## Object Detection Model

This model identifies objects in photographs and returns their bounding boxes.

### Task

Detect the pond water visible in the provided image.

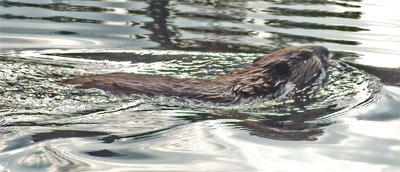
[0,0,399,172]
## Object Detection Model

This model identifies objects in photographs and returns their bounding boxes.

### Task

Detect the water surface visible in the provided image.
[0,0,399,172]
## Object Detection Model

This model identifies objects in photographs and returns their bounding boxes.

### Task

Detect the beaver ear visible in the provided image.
[273,61,291,76]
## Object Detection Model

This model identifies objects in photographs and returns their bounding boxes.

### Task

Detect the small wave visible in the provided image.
[0,49,382,142]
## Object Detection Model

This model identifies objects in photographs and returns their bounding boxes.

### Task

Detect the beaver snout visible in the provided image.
[311,46,329,69]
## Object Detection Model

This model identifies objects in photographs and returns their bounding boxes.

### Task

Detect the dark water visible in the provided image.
[0,0,399,172]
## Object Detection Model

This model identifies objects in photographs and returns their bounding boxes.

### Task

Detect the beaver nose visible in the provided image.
[313,46,330,68]
[321,47,329,58]
[314,46,329,59]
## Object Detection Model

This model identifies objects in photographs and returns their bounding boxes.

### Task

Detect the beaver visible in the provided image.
[62,46,329,103]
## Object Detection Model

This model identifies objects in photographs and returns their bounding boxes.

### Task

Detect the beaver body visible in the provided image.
[62,46,329,103]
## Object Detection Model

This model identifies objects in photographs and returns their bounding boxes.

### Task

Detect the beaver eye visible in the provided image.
[273,61,291,76]
[298,50,313,59]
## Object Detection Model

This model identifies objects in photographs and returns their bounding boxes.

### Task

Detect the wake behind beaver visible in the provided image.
[62,46,329,103]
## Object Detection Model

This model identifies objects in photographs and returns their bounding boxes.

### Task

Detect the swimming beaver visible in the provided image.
[62,46,329,103]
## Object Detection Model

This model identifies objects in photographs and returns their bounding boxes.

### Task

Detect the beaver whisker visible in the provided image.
[274,80,284,87]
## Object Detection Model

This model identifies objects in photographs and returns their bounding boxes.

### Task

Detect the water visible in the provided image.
[0,0,399,172]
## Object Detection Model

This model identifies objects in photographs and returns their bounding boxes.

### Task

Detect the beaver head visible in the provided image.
[223,46,329,99]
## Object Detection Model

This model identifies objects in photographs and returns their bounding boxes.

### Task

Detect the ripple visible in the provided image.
[2,49,384,143]
[265,7,362,19]
[0,0,398,170]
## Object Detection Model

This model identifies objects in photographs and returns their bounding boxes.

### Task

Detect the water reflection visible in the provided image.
[1,0,110,12]
[0,0,371,53]
[0,14,103,24]
[177,110,328,141]
[265,7,362,19]
[86,149,121,157]
[274,0,361,8]
[52,0,70,5]
[143,1,175,49]
[267,31,360,47]
[264,19,367,32]
[31,130,109,142]
[139,0,267,52]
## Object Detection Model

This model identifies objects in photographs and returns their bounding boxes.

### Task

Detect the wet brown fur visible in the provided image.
[62,46,329,103]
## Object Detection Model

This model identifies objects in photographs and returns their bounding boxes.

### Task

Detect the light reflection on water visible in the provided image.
[0,48,397,172]
[0,0,399,171]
